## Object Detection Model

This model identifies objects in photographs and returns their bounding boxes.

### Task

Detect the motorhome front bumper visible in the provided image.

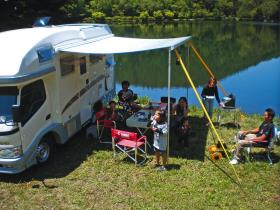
[0,156,26,174]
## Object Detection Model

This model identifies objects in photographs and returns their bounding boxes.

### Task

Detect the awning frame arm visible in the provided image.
[189,42,229,96]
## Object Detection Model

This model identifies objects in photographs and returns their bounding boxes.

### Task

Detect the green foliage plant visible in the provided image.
[139,11,150,23]
[91,11,106,23]
[164,10,175,20]
[153,10,164,22]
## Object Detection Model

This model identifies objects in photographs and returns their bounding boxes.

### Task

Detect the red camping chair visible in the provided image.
[111,128,147,165]
[86,107,116,144]
[97,120,116,144]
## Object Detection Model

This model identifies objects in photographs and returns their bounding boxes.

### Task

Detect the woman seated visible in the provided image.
[106,101,125,126]
[174,97,189,127]
[178,117,191,147]
[93,100,107,122]
[174,97,190,147]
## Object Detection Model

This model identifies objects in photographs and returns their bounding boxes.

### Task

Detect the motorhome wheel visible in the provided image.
[36,138,53,164]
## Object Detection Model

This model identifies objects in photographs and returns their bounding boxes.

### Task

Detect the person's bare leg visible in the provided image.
[162,153,167,166]
[155,151,160,165]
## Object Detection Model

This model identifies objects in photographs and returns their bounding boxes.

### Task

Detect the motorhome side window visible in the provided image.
[37,45,54,63]
[80,56,87,75]
[89,54,103,64]
[20,80,46,126]
[60,55,75,76]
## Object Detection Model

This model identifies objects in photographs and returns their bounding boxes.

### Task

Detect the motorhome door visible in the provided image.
[59,54,80,136]
[78,56,92,125]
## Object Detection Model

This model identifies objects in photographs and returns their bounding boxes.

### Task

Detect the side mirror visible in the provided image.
[12,105,23,123]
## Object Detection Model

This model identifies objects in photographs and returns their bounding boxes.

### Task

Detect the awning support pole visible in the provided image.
[174,49,240,183]
[167,48,171,163]
[189,42,229,96]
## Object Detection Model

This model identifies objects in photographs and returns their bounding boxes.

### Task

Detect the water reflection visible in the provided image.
[111,21,280,115]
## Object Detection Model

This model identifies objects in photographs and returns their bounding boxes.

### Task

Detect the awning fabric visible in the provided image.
[59,36,191,54]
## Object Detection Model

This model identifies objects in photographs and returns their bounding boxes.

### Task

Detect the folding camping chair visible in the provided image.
[244,134,276,165]
[149,97,176,111]
[96,120,116,144]
[86,100,115,143]
[111,128,148,165]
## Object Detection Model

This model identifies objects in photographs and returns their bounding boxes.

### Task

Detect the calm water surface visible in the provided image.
[111,21,280,115]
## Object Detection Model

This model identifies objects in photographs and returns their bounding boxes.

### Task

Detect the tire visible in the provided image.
[91,111,97,124]
[36,138,53,164]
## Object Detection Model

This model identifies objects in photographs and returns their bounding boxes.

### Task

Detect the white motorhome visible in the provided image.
[0,24,116,173]
[0,22,190,174]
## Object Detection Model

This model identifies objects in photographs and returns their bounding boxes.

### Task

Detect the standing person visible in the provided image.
[229,108,275,164]
[149,110,168,171]
[201,77,224,126]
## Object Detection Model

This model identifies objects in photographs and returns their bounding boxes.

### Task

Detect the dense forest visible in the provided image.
[0,0,279,27]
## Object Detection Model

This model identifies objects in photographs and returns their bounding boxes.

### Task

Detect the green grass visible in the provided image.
[0,107,279,209]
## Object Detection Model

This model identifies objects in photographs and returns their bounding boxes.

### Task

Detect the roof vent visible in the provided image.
[33,17,51,27]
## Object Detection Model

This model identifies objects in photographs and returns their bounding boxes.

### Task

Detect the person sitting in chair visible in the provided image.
[229,108,275,165]
[106,101,125,128]
[118,80,140,112]
[174,97,189,127]
[178,117,191,148]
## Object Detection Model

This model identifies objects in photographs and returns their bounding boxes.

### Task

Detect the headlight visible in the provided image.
[0,145,23,158]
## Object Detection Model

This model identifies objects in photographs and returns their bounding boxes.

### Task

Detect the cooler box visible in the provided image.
[222,94,235,108]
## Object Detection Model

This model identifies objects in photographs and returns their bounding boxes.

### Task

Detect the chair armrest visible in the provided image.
[137,135,147,142]
[252,140,268,143]
[97,120,116,128]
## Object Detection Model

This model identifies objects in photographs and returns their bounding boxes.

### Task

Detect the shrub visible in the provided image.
[91,11,106,23]
[164,10,175,20]
[139,11,150,23]
[153,10,164,21]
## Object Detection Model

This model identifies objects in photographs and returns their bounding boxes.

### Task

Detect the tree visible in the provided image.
[164,10,175,20]
[60,0,88,21]
[153,10,164,21]
[139,11,150,22]
[91,11,106,22]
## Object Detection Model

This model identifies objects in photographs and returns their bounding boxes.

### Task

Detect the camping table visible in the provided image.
[217,107,240,128]
[126,109,153,148]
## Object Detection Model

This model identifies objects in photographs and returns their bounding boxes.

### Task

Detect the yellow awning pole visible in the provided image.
[174,49,240,183]
[189,42,229,96]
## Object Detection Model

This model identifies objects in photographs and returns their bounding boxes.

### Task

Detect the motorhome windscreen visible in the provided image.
[0,87,18,123]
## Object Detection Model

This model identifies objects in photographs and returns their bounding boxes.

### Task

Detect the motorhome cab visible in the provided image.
[0,24,115,173]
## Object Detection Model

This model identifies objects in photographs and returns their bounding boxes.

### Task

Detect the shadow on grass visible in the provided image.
[0,115,211,182]
[166,164,181,170]
[219,122,240,129]
[205,155,241,185]
[169,116,210,161]
[250,151,280,164]
[0,127,98,183]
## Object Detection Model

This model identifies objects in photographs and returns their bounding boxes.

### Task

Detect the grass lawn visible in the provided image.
[0,107,279,209]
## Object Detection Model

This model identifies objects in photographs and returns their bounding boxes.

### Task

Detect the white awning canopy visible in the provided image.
[59,36,191,54]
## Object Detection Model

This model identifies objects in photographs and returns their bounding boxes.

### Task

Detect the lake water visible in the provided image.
[111,21,280,116]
